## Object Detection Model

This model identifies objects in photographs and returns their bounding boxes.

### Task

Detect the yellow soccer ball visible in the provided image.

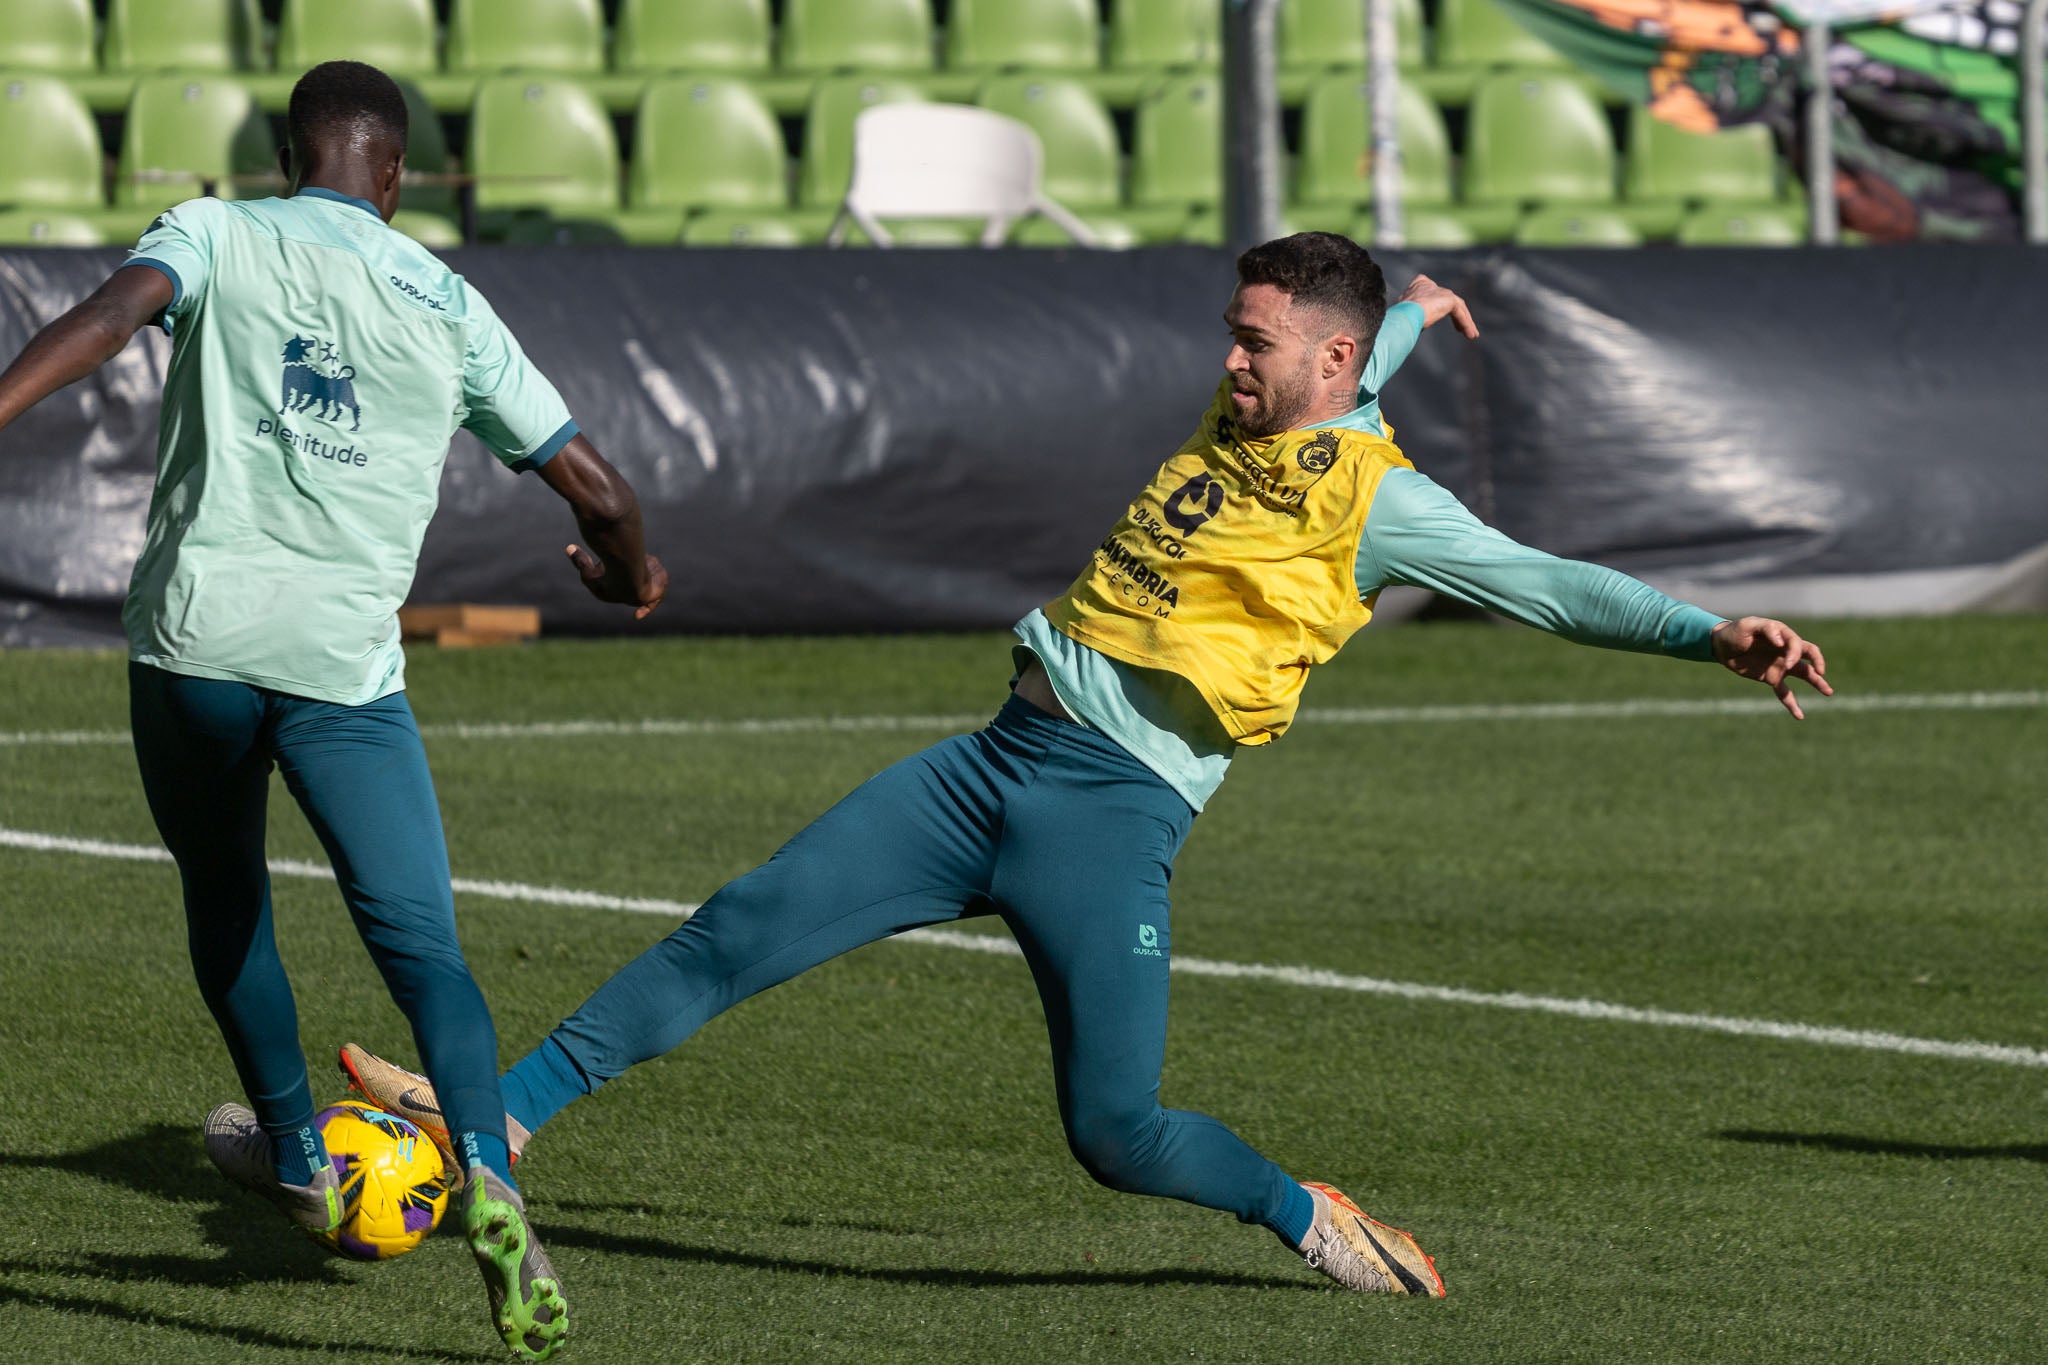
[311,1100,449,1260]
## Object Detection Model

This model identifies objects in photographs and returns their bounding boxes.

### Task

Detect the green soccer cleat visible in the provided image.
[202,1103,344,1236]
[1295,1182,1445,1297]
[337,1042,532,1187]
[464,1166,569,1360]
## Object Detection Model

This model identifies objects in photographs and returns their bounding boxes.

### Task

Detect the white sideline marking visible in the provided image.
[2,688,2043,748]
[5,824,2045,1071]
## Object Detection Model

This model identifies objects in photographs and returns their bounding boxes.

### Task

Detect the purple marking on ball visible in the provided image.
[403,1200,437,1234]
[335,1228,379,1259]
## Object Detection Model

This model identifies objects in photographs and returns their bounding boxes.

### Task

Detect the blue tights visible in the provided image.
[504,694,1303,1234]
[129,663,512,1183]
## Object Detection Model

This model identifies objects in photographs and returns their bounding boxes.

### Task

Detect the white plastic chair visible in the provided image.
[827,103,1101,248]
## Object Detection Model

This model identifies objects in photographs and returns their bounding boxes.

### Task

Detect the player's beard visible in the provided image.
[1232,357,1319,437]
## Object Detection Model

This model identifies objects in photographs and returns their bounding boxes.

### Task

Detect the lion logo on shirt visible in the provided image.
[279,335,362,433]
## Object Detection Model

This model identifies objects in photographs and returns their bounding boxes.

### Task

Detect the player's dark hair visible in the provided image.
[287,61,408,154]
[1235,233,1388,366]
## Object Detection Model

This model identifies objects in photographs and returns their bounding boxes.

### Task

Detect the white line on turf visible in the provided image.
[6,823,2045,1070]
[3,688,2043,748]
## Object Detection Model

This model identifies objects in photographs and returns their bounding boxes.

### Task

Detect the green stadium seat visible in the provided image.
[468,76,620,237]
[0,77,104,211]
[392,78,458,222]
[1353,208,1479,247]
[624,78,786,244]
[779,0,935,75]
[274,0,437,76]
[1009,213,1141,247]
[946,0,1099,73]
[1623,107,1780,237]
[1128,72,1220,239]
[1513,204,1642,246]
[388,208,461,247]
[797,77,926,208]
[1280,0,1425,73]
[0,209,107,245]
[976,75,1120,212]
[115,77,278,210]
[1431,0,1575,103]
[102,0,260,73]
[1676,200,1804,245]
[1108,0,1220,70]
[680,210,827,246]
[835,217,986,248]
[613,0,772,74]
[0,0,94,72]
[446,0,605,75]
[1294,76,1452,210]
[1462,71,1615,209]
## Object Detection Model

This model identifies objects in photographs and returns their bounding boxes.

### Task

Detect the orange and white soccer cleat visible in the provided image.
[1295,1182,1445,1297]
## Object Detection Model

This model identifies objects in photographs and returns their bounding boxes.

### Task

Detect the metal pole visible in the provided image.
[1805,9,1838,244]
[1223,0,1283,251]
[1368,0,1404,246]
[2024,0,2047,242]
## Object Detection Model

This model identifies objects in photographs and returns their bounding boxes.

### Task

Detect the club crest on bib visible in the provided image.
[1297,430,1339,474]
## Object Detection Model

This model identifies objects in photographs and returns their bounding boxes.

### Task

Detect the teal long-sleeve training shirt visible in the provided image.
[1013,303,1724,812]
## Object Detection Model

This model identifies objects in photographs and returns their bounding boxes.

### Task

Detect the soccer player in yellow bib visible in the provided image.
[345,233,1830,1298]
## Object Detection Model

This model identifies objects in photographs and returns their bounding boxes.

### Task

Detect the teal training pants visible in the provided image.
[128,662,510,1158]
[526,693,1299,1228]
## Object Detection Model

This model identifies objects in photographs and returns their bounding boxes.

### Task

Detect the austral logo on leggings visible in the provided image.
[1134,924,1165,958]
[255,333,373,467]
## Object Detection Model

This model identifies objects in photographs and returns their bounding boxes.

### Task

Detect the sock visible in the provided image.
[499,1036,591,1136]
[270,1123,329,1187]
[458,1130,516,1191]
[1267,1180,1316,1249]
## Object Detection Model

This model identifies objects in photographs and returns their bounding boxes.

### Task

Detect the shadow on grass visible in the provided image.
[0,1278,494,1362]
[1714,1129,2048,1163]
[0,1123,341,1285]
[542,1220,1316,1292]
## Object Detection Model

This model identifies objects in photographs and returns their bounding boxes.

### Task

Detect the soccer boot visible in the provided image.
[464,1166,569,1361]
[1295,1182,1445,1297]
[202,1103,344,1236]
[338,1042,532,1181]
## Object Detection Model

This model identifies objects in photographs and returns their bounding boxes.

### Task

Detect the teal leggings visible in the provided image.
[128,663,509,1157]
[520,694,1299,1228]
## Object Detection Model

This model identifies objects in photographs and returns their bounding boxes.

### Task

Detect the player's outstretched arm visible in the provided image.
[537,434,669,620]
[1709,616,1832,720]
[0,266,170,434]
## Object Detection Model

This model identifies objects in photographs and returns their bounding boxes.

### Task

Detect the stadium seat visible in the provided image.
[1352,208,1480,247]
[274,0,437,77]
[779,0,935,75]
[613,0,772,74]
[0,0,94,72]
[977,76,1120,211]
[1009,213,1141,247]
[389,208,462,247]
[446,0,605,74]
[1513,204,1642,246]
[0,77,105,211]
[1624,108,1781,236]
[946,0,1100,73]
[468,76,620,234]
[1108,0,1221,71]
[1462,71,1615,209]
[1280,0,1425,74]
[0,210,107,245]
[1128,73,1221,239]
[1676,200,1805,245]
[102,0,260,73]
[797,78,927,208]
[115,77,278,209]
[1432,0,1574,103]
[1294,76,1453,210]
[629,77,788,240]
[392,78,458,225]
[680,210,822,246]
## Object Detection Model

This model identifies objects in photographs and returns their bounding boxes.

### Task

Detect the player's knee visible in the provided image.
[1064,1107,1168,1193]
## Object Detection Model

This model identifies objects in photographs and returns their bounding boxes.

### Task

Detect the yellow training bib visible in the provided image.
[1044,380,1413,745]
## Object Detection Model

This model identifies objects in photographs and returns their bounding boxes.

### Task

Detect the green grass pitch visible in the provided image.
[2,615,2044,1362]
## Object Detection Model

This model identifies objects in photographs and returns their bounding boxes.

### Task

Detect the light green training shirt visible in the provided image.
[121,189,577,705]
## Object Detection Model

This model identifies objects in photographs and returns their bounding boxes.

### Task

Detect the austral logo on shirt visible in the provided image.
[278,335,363,433]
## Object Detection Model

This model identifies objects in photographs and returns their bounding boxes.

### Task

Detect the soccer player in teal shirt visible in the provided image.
[0,63,664,1360]
[345,238,1830,1303]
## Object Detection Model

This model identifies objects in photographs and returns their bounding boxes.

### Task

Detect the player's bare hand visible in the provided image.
[1710,616,1832,719]
[1398,275,1480,339]
[566,544,669,620]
